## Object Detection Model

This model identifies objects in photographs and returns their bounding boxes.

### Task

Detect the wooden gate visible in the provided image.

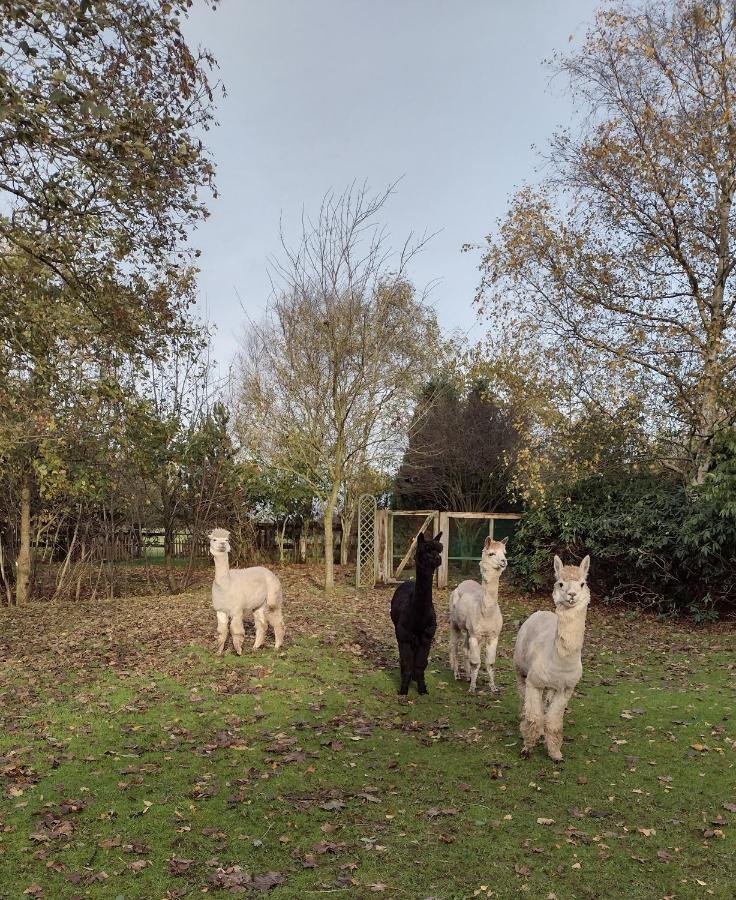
[375,509,440,585]
[376,509,522,588]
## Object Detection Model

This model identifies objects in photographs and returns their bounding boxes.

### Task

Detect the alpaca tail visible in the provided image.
[266,584,283,611]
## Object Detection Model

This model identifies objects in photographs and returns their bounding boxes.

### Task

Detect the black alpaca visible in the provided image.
[390,532,443,696]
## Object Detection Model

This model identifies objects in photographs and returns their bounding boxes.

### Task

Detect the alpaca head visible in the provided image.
[416,531,443,572]
[209,528,231,556]
[553,555,590,610]
[480,535,508,576]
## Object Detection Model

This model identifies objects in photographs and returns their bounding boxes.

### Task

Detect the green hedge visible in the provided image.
[511,438,736,619]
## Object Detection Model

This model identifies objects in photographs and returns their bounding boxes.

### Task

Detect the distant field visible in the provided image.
[0,566,734,899]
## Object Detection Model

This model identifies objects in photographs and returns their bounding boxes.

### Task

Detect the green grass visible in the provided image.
[0,570,734,899]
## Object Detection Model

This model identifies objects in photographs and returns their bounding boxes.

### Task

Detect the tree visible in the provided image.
[338,458,388,566]
[0,1,220,602]
[395,378,521,512]
[0,263,140,603]
[245,467,314,562]
[474,0,736,485]
[237,183,439,590]
[0,1,219,301]
[126,324,222,593]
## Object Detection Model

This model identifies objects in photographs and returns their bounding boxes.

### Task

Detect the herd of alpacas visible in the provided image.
[208,528,590,762]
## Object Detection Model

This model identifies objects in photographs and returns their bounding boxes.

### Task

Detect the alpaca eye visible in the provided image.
[581,581,586,587]
[557,581,563,587]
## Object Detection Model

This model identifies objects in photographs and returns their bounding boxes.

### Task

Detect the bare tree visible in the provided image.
[130,325,223,593]
[237,183,439,589]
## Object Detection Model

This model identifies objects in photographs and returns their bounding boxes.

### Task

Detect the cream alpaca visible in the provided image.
[209,528,285,654]
[449,536,508,692]
[514,555,590,761]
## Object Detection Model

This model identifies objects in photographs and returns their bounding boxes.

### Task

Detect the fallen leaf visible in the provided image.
[128,859,151,873]
[252,871,287,891]
[168,856,193,876]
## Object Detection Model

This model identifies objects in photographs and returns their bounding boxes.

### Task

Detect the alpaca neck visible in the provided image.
[554,604,587,658]
[414,565,434,605]
[480,567,501,616]
[213,552,231,588]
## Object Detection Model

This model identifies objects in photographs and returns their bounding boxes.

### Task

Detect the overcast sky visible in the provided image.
[183,0,599,370]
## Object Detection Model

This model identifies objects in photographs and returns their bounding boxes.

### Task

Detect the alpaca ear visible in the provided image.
[500,536,509,546]
[554,555,563,577]
[434,532,443,542]
[417,533,425,544]
[580,555,590,578]
[483,535,492,551]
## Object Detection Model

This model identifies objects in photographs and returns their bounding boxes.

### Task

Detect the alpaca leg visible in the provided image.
[485,636,500,692]
[398,642,413,695]
[230,614,246,656]
[269,609,285,650]
[215,611,229,656]
[449,625,459,679]
[520,684,544,757]
[252,606,268,650]
[414,627,436,695]
[544,689,572,762]
[467,635,481,693]
[515,669,527,703]
[463,634,472,680]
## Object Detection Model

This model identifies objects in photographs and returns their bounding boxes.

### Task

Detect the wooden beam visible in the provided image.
[444,511,522,520]
[438,511,449,589]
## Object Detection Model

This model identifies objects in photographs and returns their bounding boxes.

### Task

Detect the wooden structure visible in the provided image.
[356,494,378,587]
[375,508,522,589]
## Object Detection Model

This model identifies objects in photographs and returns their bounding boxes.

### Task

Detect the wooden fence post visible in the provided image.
[375,509,389,583]
[438,511,449,589]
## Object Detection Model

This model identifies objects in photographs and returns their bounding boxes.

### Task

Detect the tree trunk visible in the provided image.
[164,523,179,593]
[323,505,335,590]
[340,505,355,567]
[277,520,287,563]
[160,477,179,593]
[693,183,732,485]
[324,438,345,589]
[324,478,343,590]
[0,533,12,607]
[691,328,724,484]
[15,471,32,605]
[298,521,307,563]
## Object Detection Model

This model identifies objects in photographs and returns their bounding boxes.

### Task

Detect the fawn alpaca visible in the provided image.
[449,535,508,692]
[514,555,591,761]
[390,532,443,696]
[209,528,285,654]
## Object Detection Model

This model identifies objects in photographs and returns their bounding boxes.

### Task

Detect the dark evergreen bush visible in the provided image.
[511,435,736,619]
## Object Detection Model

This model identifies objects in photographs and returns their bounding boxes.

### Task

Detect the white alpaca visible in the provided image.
[514,554,591,761]
[209,528,285,655]
[449,536,508,692]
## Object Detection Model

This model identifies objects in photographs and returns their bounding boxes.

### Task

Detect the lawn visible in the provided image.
[0,566,734,899]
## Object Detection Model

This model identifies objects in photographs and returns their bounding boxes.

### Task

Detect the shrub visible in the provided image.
[512,439,736,618]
